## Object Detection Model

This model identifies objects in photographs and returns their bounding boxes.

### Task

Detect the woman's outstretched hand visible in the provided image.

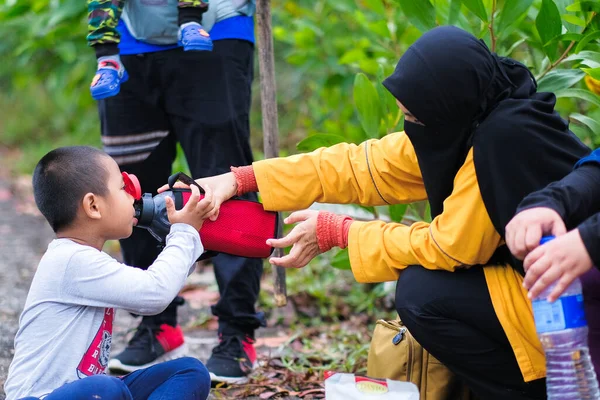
[267,210,321,269]
[157,172,238,221]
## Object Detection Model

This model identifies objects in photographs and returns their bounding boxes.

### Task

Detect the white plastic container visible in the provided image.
[324,372,419,399]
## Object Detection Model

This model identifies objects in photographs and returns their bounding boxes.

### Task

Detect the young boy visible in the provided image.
[4,146,212,399]
[88,0,212,100]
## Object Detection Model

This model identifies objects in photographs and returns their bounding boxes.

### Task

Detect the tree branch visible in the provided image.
[537,41,576,80]
[489,0,497,52]
[536,12,597,81]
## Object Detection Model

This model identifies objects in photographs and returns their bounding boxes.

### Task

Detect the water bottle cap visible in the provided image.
[122,172,142,200]
[540,235,555,245]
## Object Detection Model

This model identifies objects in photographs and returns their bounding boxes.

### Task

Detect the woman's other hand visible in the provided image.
[267,210,321,269]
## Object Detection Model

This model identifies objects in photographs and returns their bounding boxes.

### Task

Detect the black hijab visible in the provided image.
[383,26,590,273]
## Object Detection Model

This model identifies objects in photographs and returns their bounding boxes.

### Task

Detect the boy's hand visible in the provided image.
[523,228,593,301]
[505,207,566,260]
[158,172,237,222]
[164,185,214,231]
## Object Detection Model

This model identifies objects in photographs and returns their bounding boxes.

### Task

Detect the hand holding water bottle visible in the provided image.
[531,236,600,400]
[524,230,594,302]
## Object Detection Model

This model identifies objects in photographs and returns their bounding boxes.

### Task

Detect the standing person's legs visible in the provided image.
[121,357,210,400]
[19,375,131,400]
[395,266,547,400]
[161,41,265,383]
[98,53,188,373]
[581,268,600,375]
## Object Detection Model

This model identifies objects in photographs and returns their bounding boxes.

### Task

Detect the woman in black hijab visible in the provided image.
[183,26,591,399]
[380,26,590,398]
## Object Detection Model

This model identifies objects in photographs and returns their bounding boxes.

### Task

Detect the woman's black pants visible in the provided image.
[395,266,547,400]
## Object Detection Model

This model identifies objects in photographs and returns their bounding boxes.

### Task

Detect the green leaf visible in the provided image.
[566,1,600,13]
[376,65,390,124]
[396,0,436,33]
[570,113,600,134]
[462,0,488,21]
[362,0,386,15]
[369,20,391,37]
[389,204,408,223]
[339,48,366,65]
[331,248,352,270]
[553,0,583,32]
[448,0,461,25]
[497,0,534,33]
[561,14,587,28]
[537,69,586,92]
[504,37,527,56]
[376,64,400,132]
[296,134,347,152]
[546,33,583,45]
[555,88,600,108]
[564,51,600,68]
[583,67,600,80]
[575,30,600,53]
[354,73,382,138]
[536,0,563,45]
[424,202,432,223]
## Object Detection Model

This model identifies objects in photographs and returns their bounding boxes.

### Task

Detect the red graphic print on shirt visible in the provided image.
[76,308,113,378]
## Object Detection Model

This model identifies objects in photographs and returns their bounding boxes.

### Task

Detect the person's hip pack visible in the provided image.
[367,317,477,400]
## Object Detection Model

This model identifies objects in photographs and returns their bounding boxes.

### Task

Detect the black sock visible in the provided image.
[141,296,184,327]
[178,6,207,26]
[94,43,120,59]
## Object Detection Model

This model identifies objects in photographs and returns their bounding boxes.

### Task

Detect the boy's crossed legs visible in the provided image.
[19,357,209,400]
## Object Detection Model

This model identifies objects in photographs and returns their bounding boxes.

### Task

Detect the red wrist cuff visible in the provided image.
[230,165,258,197]
[316,211,353,253]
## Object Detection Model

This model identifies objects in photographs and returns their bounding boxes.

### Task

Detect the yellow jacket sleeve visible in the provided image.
[349,148,502,283]
[253,132,427,211]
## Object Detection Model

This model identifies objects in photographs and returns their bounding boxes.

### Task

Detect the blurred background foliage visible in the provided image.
[1,0,600,323]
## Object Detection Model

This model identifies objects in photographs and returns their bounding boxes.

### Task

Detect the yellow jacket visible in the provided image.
[253,131,545,382]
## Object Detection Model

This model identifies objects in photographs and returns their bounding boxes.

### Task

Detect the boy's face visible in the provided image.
[97,156,137,240]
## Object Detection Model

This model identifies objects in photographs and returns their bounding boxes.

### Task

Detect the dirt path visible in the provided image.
[0,174,55,396]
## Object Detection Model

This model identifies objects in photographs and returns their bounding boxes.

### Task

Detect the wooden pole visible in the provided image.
[256,0,287,307]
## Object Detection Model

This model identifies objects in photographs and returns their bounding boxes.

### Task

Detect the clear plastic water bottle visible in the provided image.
[531,236,600,400]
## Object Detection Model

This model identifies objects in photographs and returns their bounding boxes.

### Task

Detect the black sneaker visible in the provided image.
[108,323,187,374]
[207,334,257,384]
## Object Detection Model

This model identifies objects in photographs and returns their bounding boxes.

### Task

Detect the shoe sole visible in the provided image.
[107,343,188,374]
[178,41,214,52]
[208,362,258,385]
[91,71,130,101]
[209,372,250,385]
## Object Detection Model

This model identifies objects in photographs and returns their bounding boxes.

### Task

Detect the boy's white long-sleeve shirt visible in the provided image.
[4,223,202,400]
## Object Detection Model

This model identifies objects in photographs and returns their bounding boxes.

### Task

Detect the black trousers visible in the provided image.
[97,40,265,334]
[395,266,547,400]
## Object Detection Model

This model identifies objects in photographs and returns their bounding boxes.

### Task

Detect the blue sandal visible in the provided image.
[178,22,213,51]
[90,60,129,100]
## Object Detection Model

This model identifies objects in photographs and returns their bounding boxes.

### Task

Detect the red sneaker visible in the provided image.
[206,334,256,384]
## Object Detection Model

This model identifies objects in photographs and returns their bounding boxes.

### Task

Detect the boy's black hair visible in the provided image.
[32,146,110,233]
